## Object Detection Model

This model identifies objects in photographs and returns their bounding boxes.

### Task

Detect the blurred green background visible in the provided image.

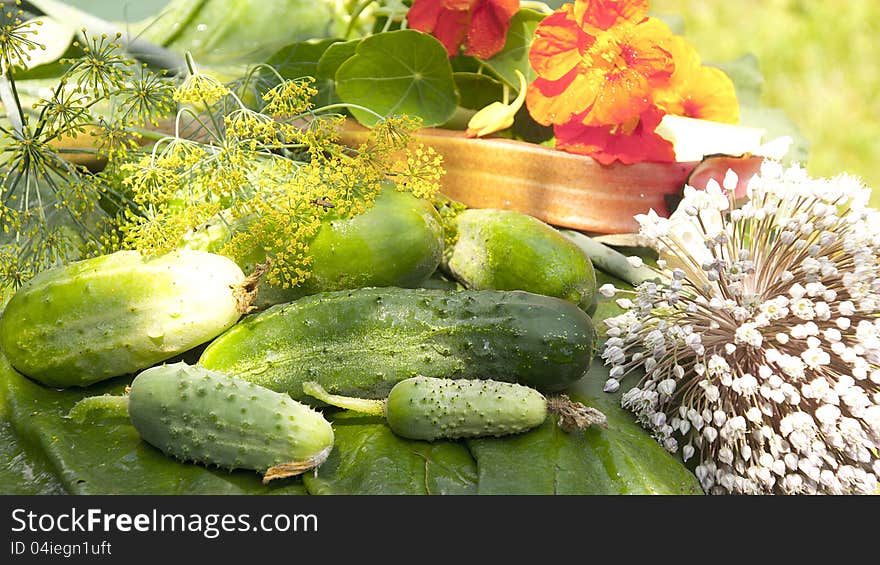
[62,0,880,204]
[653,0,880,205]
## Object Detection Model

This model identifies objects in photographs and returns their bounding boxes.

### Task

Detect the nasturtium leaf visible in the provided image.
[302,412,478,495]
[266,38,342,82]
[467,359,703,495]
[480,9,544,88]
[0,352,307,495]
[335,30,458,127]
[453,72,505,111]
[314,39,361,105]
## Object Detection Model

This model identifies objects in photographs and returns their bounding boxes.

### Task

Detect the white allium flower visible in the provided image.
[602,163,880,495]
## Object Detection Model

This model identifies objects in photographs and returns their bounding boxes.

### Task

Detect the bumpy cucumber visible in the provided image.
[444,208,597,311]
[184,187,445,308]
[0,250,246,388]
[199,287,596,400]
[303,377,606,441]
[125,363,333,482]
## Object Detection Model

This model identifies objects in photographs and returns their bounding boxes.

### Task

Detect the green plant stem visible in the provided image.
[560,229,660,286]
[67,395,130,424]
[302,382,386,416]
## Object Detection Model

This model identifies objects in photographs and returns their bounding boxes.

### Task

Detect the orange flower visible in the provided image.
[526,0,675,127]
[554,105,675,164]
[408,0,519,59]
[652,36,739,123]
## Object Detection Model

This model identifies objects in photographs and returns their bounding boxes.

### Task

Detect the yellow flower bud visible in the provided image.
[465,69,527,138]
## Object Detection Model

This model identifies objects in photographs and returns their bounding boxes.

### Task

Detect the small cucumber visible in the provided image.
[303,377,606,441]
[443,208,597,311]
[199,287,596,400]
[185,187,445,308]
[123,363,333,482]
[0,250,247,388]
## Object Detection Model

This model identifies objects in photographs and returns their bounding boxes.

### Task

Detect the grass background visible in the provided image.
[652,0,880,205]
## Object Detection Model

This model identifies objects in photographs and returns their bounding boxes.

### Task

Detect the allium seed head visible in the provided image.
[607,162,880,494]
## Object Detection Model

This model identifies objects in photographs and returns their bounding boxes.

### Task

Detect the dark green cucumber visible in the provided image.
[0,250,246,388]
[444,208,597,311]
[199,287,596,401]
[127,363,334,482]
[302,377,607,441]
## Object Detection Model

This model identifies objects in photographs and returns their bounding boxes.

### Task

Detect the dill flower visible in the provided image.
[602,162,880,495]
[0,3,43,71]
[261,78,317,118]
[174,52,230,106]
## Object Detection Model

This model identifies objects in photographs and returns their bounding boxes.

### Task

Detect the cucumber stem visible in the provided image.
[559,229,660,286]
[67,394,130,424]
[547,395,607,432]
[233,259,271,314]
[302,382,386,417]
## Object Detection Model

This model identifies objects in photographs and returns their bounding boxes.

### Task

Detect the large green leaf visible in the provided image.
[480,9,544,88]
[302,413,478,495]
[454,72,504,111]
[138,0,348,65]
[0,353,307,495]
[467,359,702,495]
[0,263,700,495]
[335,30,458,127]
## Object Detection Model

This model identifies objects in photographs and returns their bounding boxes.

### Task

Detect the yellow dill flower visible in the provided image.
[224,108,279,149]
[261,78,317,118]
[371,115,422,153]
[392,143,443,199]
[174,53,229,106]
[120,156,180,206]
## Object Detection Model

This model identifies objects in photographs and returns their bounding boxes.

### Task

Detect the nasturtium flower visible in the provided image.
[526,0,675,128]
[407,0,519,59]
[554,105,675,164]
[652,36,739,124]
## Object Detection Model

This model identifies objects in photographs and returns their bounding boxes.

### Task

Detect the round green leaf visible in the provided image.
[335,30,458,127]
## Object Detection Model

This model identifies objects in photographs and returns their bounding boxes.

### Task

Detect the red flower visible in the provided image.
[525,1,675,128]
[554,106,675,165]
[408,0,520,59]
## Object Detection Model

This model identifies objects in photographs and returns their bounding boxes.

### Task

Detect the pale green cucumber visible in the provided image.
[303,377,606,441]
[128,363,334,481]
[0,250,247,388]
[443,208,597,311]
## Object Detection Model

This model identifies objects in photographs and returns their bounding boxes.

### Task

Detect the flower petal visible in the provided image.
[408,0,445,33]
[465,0,519,59]
[555,106,675,164]
[529,6,588,81]
[574,0,650,32]
[526,69,599,126]
[583,67,651,125]
[409,0,471,57]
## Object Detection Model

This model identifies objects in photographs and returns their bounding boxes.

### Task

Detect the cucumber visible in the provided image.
[184,188,445,308]
[69,363,334,482]
[0,250,247,388]
[199,287,596,400]
[303,377,606,441]
[443,208,597,311]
